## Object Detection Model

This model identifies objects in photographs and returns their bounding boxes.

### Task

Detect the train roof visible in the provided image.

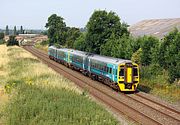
[49,46,70,52]
[69,49,88,57]
[48,46,57,50]
[88,54,132,65]
[49,46,132,65]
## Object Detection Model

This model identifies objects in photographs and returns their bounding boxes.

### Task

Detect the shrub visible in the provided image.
[0,40,5,45]
[40,40,49,46]
[6,36,19,46]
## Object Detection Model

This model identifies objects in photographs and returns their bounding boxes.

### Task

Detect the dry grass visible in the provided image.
[0,45,9,77]
[5,45,81,94]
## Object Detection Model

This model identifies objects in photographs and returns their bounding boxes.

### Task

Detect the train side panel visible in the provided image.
[48,46,57,60]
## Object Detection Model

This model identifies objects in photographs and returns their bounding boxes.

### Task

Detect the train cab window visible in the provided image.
[119,68,124,76]
[133,68,138,76]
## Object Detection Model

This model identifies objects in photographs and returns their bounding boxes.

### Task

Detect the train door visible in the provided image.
[126,63,133,83]
[67,50,70,63]
[84,57,88,70]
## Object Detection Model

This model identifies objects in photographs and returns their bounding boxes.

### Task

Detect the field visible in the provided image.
[0,45,119,125]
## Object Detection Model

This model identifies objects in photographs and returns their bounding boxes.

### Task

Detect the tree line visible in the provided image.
[5,25,24,36]
[46,10,179,83]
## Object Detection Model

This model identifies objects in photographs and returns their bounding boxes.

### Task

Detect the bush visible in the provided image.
[6,36,19,46]
[40,40,49,46]
[140,64,163,79]
[0,40,5,45]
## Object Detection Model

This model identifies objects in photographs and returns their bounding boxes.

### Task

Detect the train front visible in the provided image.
[118,63,139,91]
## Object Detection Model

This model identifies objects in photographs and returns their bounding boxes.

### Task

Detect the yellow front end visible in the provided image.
[118,63,139,91]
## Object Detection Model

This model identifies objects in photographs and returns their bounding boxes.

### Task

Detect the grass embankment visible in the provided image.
[139,64,180,104]
[0,45,119,125]
[35,40,48,52]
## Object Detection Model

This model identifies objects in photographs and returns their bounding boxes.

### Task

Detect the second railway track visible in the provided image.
[23,45,180,125]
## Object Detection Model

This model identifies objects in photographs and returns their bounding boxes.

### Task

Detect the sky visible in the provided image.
[0,0,180,29]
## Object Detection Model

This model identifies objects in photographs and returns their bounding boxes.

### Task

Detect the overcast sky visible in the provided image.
[0,0,179,29]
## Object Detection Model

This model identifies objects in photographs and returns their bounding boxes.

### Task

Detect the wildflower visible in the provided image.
[12,82,16,87]
[27,80,33,86]
[4,84,11,93]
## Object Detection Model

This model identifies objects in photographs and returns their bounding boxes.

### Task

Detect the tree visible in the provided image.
[45,14,67,46]
[73,33,86,51]
[0,32,5,40]
[158,28,180,82]
[140,36,159,66]
[6,35,19,46]
[131,48,142,64]
[20,26,24,34]
[65,27,81,48]
[13,26,17,35]
[158,28,179,69]
[100,34,134,59]
[85,10,129,54]
[5,25,9,35]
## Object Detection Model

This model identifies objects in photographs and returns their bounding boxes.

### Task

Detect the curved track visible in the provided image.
[23,45,180,125]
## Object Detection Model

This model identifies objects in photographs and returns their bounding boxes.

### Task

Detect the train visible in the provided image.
[48,46,139,91]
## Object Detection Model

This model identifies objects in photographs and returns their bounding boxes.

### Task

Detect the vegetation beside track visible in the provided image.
[34,40,49,52]
[139,64,180,104]
[0,45,119,125]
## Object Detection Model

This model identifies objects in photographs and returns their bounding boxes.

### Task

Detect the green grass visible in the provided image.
[0,45,119,125]
[5,84,117,125]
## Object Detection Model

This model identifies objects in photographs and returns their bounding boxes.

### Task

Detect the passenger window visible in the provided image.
[107,67,109,73]
[110,68,112,74]
[133,68,138,76]
[119,68,124,76]
[101,65,103,70]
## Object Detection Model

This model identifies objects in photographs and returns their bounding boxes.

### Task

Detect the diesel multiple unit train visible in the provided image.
[48,46,139,91]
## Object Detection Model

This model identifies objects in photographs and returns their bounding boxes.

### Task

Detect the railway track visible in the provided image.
[135,92,180,115]
[122,93,180,122]
[23,45,180,125]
